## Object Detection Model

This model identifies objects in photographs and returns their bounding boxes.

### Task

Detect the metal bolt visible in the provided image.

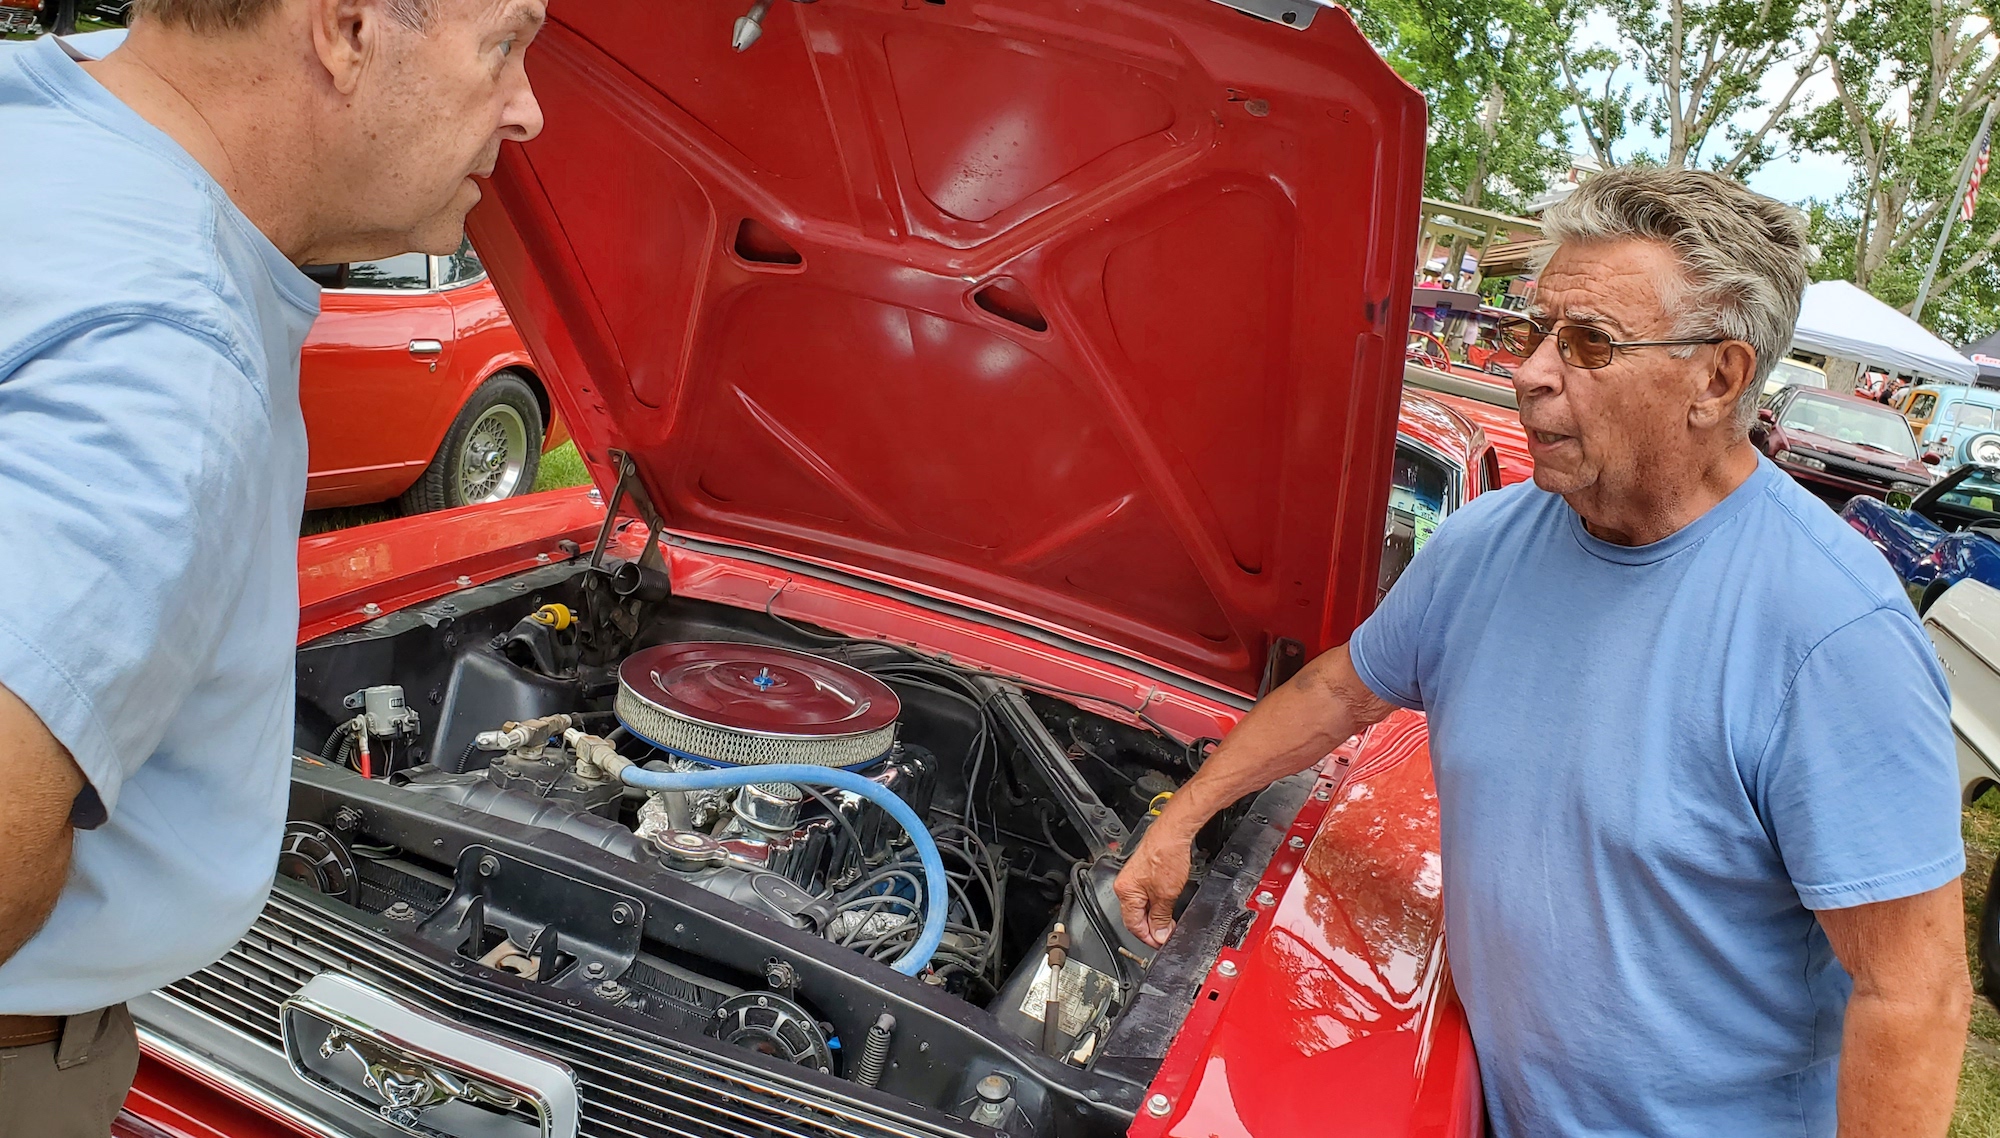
[382,901,417,922]
[536,552,552,564]
[1256,891,1276,906]
[586,961,605,977]
[361,603,381,616]
[593,980,630,1002]
[332,806,362,832]
[1313,786,1332,801]
[1287,835,1306,850]
[611,902,636,925]
[477,855,499,877]
[1217,960,1238,978]
[976,1075,1013,1104]
[1146,1094,1172,1117]
[456,575,473,587]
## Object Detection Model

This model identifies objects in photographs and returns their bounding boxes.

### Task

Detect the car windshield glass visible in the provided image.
[437,235,484,287]
[1938,468,2000,517]
[1380,443,1453,596]
[1779,393,1917,457]
[1770,360,1824,388]
[1959,404,1995,431]
[347,252,430,290]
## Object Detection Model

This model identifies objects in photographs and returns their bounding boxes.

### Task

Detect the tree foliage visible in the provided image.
[1565,0,1837,174]
[1789,0,2000,340]
[1350,0,1578,211]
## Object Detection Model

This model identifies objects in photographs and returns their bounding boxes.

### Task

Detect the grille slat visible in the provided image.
[164,889,964,1138]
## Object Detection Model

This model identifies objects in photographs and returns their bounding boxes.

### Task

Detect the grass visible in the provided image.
[1957,791,2000,1136]
[298,440,592,536]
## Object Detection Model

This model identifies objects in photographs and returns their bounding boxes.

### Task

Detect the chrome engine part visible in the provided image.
[613,642,900,768]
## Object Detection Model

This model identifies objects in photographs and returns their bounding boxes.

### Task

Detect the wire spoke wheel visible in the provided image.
[457,404,529,504]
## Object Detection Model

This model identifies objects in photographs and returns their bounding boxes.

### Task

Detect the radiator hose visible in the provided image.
[614,760,947,977]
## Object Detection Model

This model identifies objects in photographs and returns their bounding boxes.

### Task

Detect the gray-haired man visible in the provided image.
[1116,168,1970,1137]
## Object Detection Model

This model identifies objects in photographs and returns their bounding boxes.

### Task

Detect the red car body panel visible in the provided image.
[301,275,571,510]
[1135,713,1481,1138]
[464,0,1428,697]
[1425,392,1531,486]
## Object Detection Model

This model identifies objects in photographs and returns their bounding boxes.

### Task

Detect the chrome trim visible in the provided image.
[408,339,446,357]
[137,1020,349,1138]
[281,973,579,1138]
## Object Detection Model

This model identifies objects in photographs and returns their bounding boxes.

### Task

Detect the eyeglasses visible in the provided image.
[1496,317,1726,370]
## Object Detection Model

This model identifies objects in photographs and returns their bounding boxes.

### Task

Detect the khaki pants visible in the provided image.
[0,1006,138,1136]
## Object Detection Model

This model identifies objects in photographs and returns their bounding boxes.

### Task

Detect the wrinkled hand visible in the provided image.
[1114,831,1192,949]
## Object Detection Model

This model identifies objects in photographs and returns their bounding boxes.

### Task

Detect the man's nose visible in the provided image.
[1512,333,1563,403]
[503,76,544,143]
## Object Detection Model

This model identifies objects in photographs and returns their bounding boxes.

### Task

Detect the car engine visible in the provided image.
[205,557,1297,1138]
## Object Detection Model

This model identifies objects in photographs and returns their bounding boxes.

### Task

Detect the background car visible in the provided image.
[1402,361,1535,486]
[300,239,568,513]
[1917,579,2000,1008]
[1751,384,1935,506]
[1895,383,2000,467]
[1382,391,1502,597]
[1759,356,1828,402]
[1843,462,2000,611]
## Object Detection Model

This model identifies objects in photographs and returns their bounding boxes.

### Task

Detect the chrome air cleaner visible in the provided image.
[614,643,899,768]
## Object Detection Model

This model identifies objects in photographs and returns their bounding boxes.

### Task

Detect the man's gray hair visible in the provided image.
[1538,168,1811,430]
[132,0,434,31]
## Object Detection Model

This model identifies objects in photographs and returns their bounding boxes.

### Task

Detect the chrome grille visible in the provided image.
[161,886,965,1138]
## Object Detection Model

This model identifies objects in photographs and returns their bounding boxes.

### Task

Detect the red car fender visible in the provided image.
[1132,712,1482,1138]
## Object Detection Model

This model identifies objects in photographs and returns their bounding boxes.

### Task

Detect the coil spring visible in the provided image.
[853,1013,895,1088]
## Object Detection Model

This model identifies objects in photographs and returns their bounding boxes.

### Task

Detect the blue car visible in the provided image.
[1895,383,2000,466]
[1842,463,2000,611]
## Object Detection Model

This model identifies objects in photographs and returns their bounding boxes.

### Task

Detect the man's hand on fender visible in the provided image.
[1115,831,1192,948]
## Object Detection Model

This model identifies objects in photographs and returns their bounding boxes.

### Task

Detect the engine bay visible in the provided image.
[275,553,1276,1134]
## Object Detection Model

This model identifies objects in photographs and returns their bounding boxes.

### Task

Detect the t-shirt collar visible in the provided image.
[1566,455,1780,566]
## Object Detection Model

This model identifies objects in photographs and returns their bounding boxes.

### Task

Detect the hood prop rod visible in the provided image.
[586,449,672,597]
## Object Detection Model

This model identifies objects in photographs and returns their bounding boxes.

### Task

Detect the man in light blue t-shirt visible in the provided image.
[0,0,543,1128]
[1117,169,1971,1137]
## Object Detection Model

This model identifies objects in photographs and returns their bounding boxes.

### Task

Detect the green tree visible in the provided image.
[1791,0,2000,338]
[1352,0,1578,212]
[1563,0,1838,175]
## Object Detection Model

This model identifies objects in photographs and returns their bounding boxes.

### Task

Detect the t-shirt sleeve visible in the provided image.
[1346,523,1452,711]
[0,316,269,819]
[1756,606,1965,911]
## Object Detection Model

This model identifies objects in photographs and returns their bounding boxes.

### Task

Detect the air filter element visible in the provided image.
[615,643,899,769]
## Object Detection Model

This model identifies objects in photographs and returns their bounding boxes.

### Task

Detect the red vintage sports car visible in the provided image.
[302,240,570,513]
[115,3,1481,1138]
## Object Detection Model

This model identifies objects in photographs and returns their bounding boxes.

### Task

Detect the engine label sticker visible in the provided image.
[1019,957,1117,1038]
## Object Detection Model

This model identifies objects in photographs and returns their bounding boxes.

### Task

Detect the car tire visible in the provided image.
[398,372,544,515]
[1918,577,1954,616]
[1983,854,2000,1013]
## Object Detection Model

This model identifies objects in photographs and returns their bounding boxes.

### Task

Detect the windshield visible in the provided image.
[1959,404,1996,431]
[1769,360,1826,389]
[1937,467,2000,518]
[1780,392,1918,458]
[1380,443,1455,596]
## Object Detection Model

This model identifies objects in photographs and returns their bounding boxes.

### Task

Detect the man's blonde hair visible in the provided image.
[1539,167,1811,429]
[130,0,434,31]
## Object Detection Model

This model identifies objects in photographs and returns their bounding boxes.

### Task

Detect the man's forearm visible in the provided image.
[1836,985,1969,1136]
[0,684,83,967]
[1150,645,1391,845]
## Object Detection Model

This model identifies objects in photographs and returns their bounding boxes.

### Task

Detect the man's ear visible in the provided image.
[1691,340,1757,430]
[309,0,378,97]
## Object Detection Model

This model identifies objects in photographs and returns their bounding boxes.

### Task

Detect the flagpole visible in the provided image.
[1912,97,1998,325]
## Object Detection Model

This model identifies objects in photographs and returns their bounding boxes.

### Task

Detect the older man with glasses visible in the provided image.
[1115,167,1969,1138]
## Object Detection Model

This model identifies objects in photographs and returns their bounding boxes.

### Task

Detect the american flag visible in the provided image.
[1965,128,1992,221]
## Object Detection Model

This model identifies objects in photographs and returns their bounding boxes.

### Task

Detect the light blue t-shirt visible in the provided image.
[0,31,316,1014]
[1349,456,1963,1138]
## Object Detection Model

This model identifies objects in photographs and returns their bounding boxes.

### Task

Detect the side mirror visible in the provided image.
[1922,452,1942,465]
[1756,407,1776,424]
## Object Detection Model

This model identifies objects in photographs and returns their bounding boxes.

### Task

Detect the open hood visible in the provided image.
[469,0,1427,696]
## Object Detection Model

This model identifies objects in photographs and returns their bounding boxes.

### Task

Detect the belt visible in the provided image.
[0,1014,63,1048]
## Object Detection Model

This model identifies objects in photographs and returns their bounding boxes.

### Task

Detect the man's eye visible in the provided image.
[499,37,516,57]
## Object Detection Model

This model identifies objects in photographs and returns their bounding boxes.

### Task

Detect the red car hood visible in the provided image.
[468,0,1426,696]
[1785,427,1930,479]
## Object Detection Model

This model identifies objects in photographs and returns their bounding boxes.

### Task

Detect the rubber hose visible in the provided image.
[617,761,947,976]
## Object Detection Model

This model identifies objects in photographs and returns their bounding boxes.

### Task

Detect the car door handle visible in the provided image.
[408,339,444,357]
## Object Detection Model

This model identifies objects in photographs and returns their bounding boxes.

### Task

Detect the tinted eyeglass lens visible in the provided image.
[1556,326,1613,368]
[1498,319,1542,355]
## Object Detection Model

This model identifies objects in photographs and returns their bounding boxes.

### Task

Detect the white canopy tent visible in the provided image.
[1790,280,1977,385]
